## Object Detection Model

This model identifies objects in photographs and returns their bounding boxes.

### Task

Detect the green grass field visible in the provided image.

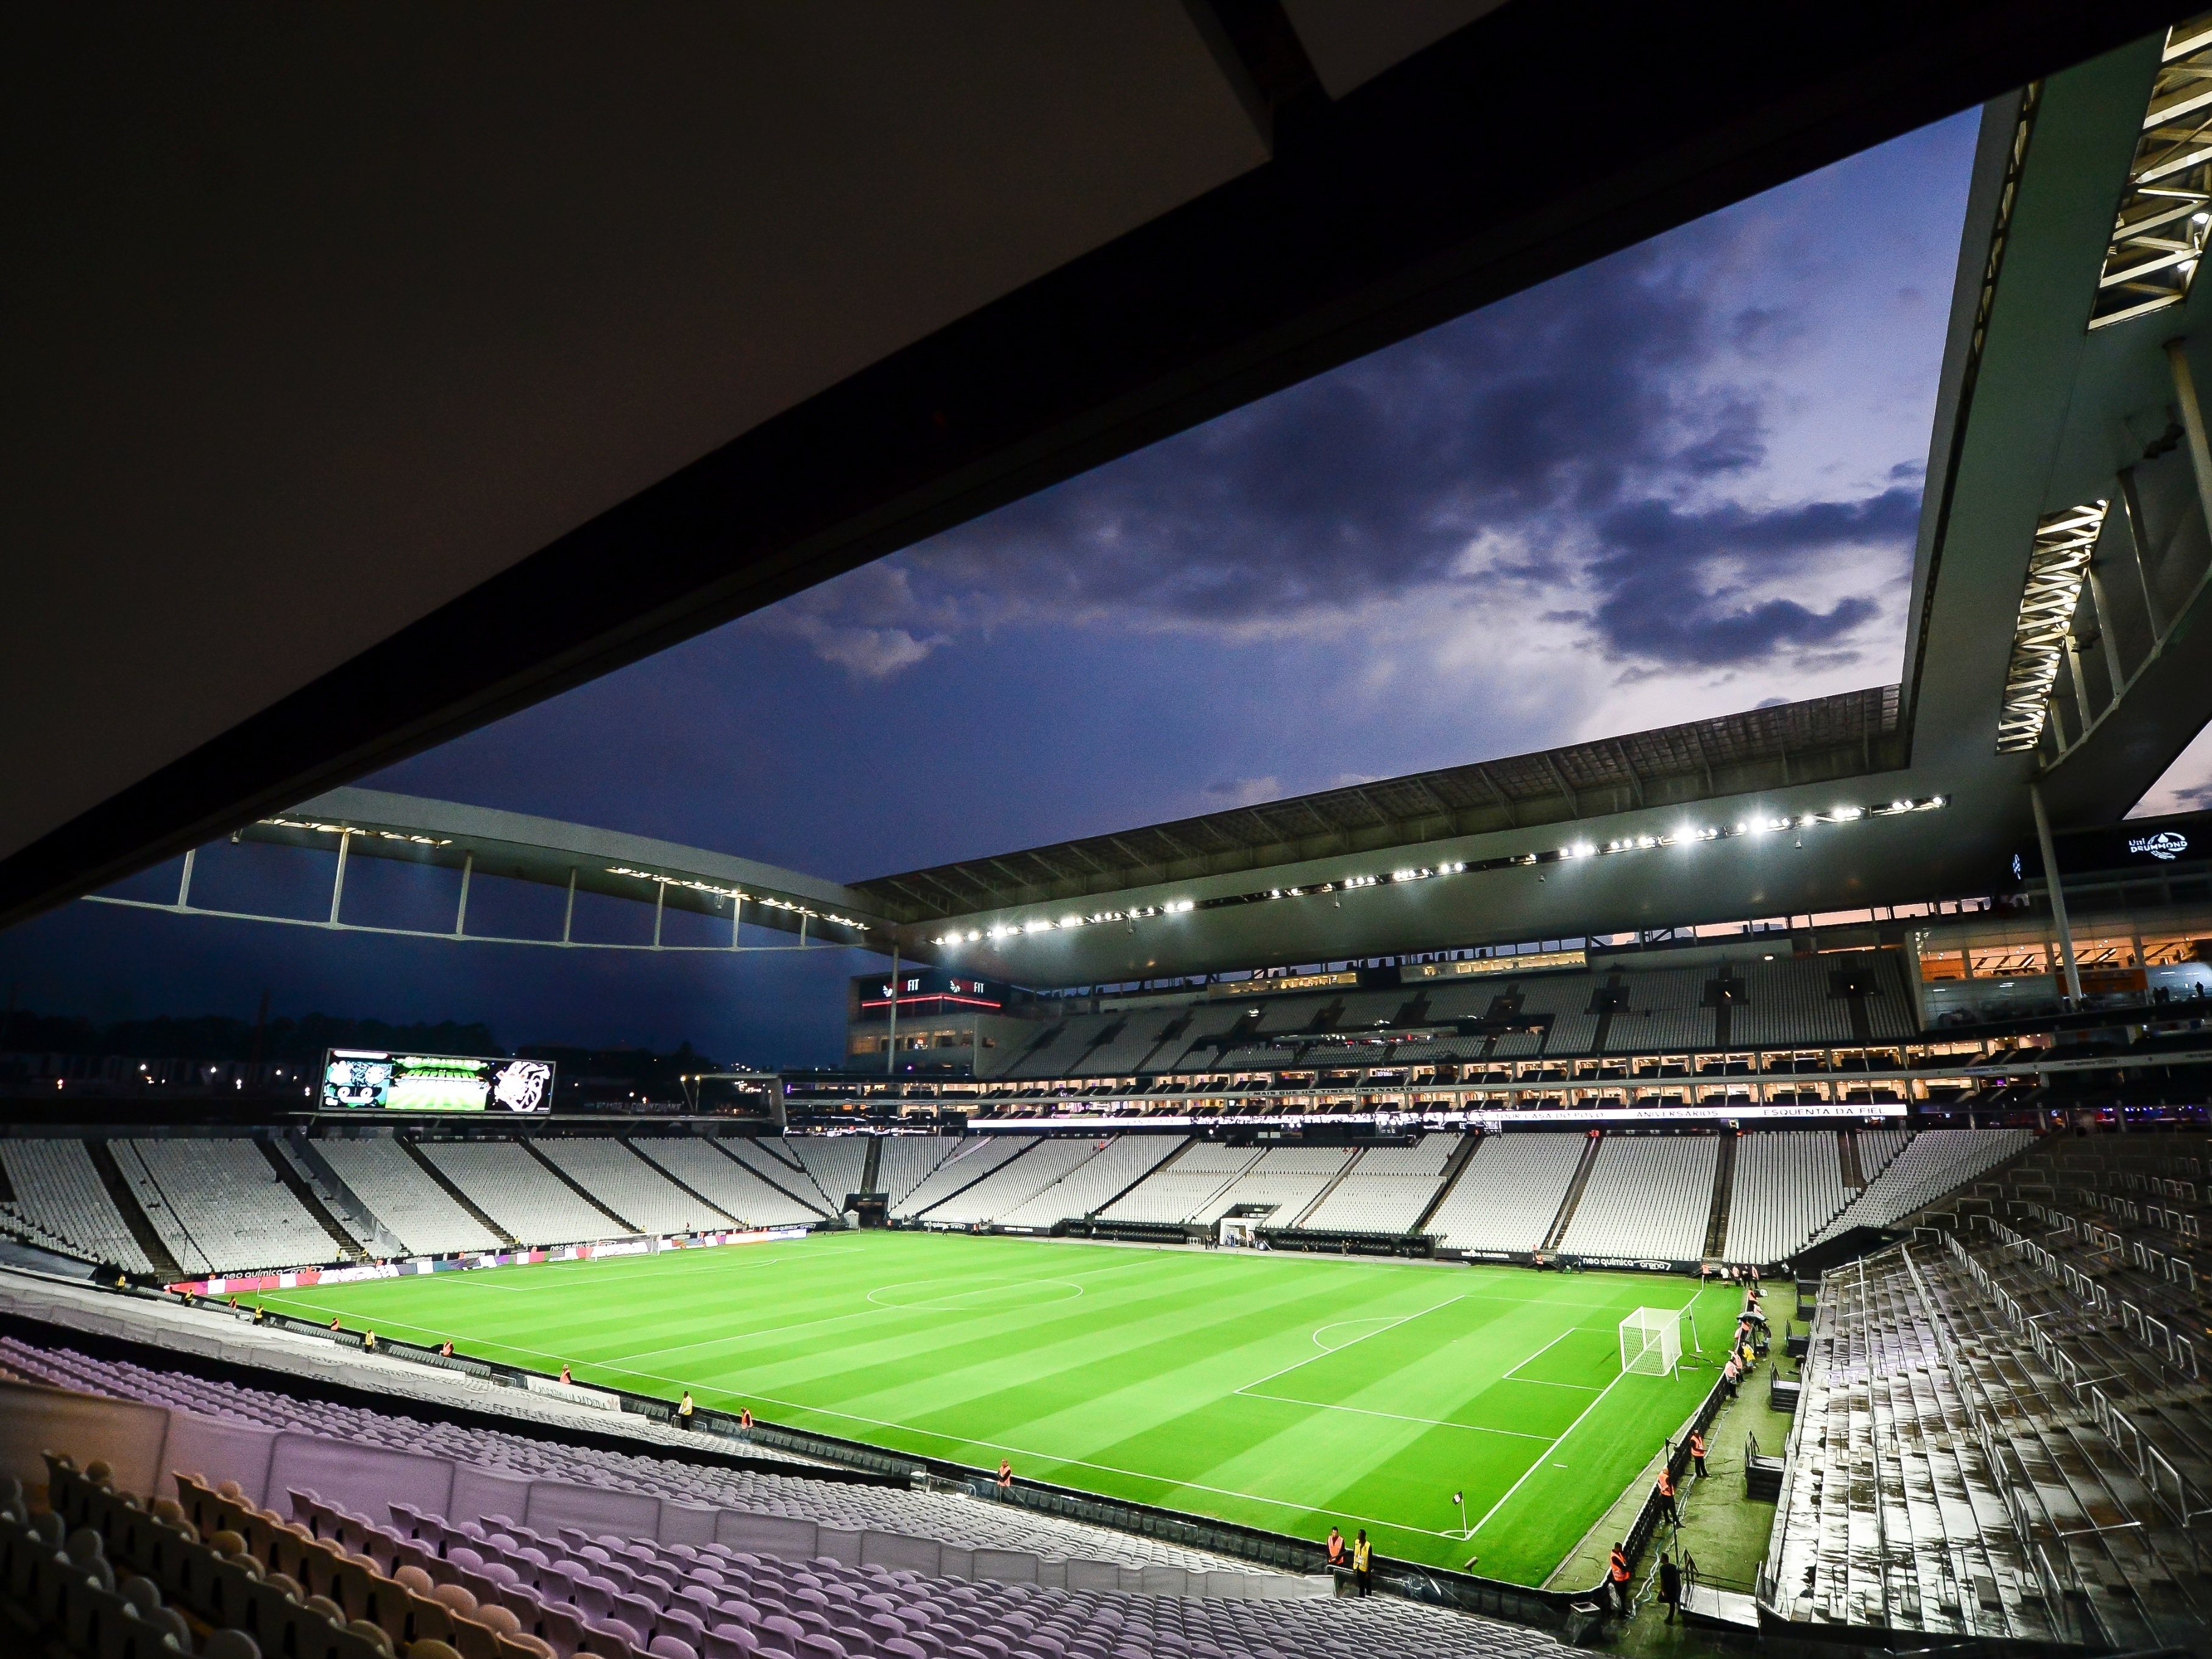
[243,1233,1736,1585]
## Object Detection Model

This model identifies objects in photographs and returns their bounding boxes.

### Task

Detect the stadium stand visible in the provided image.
[1597,967,1713,1056]
[0,1336,1294,1582]
[1424,1136,1586,1256]
[1299,1134,1461,1236]
[314,1136,506,1258]
[0,1140,157,1275]
[921,1139,1107,1228]
[1509,975,1594,1057]
[1097,1142,1262,1226]
[1856,1128,1910,1182]
[1730,958,1854,1049]
[415,1140,634,1247]
[1161,1006,1253,1074]
[871,1135,959,1208]
[991,1136,1185,1230]
[721,1139,847,1215]
[1556,1136,1715,1262]
[534,1138,736,1234]
[1721,1133,1847,1265]
[1815,1130,2032,1238]
[788,1137,870,1212]
[892,1136,1037,1220]
[626,1140,827,1229]
[1191,1146,1355,1228]
[105,1139,328,1278]
[1770,1226,2209,1651]
[2,1417,1567,1659]
[1066,1008,1185,1077]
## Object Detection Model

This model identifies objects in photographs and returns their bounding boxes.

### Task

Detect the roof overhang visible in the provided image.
[0,0,2180,934]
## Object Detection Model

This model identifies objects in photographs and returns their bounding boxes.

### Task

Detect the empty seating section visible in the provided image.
[1486,973,1592,1056]
[314,1136,505,1256]
[120,1138,333,1276]
[1425,1136,1585,1255]
[1817,1131,2031,1238]
[1163,1006,1250,1073]
[1557,1136,1715,1261]
[1723,1133,1846,1265]
[1068,1008,1185,1076]
[1416,982,1500,1020]
[1857,1129,1911,1181]
[722,1140,844,1213]
[1299,1136,1461,1234]
[0,1337,1263,1579]
[892,1137,1035,1220]
[535,1138,734,1233]
[789,1137,870,1210]
[1731,958,1854,1049]
[1773,1232,2211,1652]
[991,1136,1186,1229]
[629,1140,826,1229]
[1192,1146,1355,1227]
[871,1136,959,1206]
[7,1335,1572,1659]
[1770,1247,2058,1641]
[922,1140,1106,1226]
[1100,1143,1261,1225]
[1004,1021,1094,1078]
[0,1139,155,1274]
[1600,968,1712,1056]
[416,1141,629,1245]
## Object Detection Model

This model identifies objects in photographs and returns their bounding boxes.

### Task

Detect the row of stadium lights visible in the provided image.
[932,795,1948,947]
[603,866,872,932]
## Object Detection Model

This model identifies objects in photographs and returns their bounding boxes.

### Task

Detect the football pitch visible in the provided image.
[244,1232,1737,1584]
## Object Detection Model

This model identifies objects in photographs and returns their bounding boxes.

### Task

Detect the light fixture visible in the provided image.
[1996,501,2107,752]
[2092,16,2212,329]
[954,794,1946,944]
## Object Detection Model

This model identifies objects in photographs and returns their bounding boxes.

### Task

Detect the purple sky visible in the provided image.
[16,106,2133,1066]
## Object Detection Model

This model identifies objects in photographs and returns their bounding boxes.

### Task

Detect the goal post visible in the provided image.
[1620,1306,1685,1377]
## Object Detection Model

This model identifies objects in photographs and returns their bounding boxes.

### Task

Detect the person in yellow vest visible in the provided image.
[678,1390,695,1431]
[1351,1529,1373,1597]
[1608,1542,1631,1614]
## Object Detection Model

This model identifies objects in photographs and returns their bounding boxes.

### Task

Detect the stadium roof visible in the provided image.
[857,688,1906,921]
[0,0,2174,935]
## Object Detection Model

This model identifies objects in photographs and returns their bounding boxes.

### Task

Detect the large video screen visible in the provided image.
[322,1050,555,1113]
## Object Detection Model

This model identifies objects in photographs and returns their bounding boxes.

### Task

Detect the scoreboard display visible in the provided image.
[321,1050,555,1113]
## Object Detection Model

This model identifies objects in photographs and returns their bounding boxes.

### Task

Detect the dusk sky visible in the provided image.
[13,105,2201,1067]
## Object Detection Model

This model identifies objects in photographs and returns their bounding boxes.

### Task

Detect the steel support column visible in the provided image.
[175,847,195,910]
[2031,782,2083,1005]
[886,944,900,1078]
[2084,562,2127,690]
[2167,338,2212,542]
[327,830,351,927]
[454,852,473,937]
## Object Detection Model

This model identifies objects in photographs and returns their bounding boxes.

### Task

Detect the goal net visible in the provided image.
[1620,1306,1684,1377]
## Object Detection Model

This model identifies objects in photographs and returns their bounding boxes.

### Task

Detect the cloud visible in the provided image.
[1202,776,1284,807]
[754,221,1920,704]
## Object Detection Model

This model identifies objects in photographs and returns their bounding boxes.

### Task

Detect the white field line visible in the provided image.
[1235,1393,1554,1440]
[1469,1282,1712,1537]
[1233,1296,1464,1394]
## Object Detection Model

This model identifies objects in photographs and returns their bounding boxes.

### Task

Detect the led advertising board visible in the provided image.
[321,1050,555,1112]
